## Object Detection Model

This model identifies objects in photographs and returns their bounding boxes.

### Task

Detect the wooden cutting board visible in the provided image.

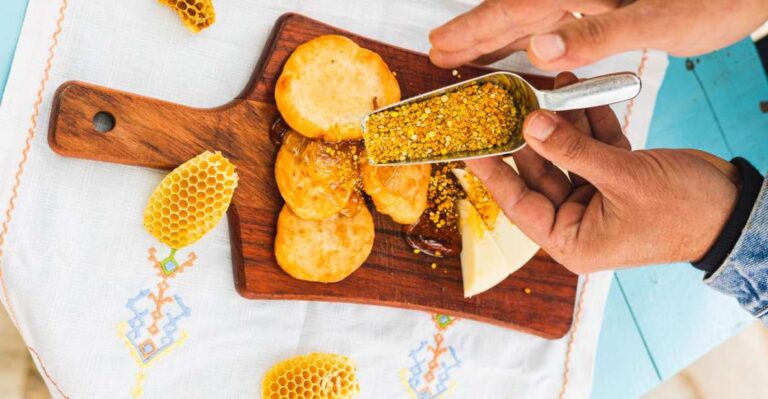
[48,13,578,339]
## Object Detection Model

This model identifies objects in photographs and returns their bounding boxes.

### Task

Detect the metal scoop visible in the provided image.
[361,71,641,165]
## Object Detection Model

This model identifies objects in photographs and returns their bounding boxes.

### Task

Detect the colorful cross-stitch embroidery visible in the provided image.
[117,247,196,398]
[401,313,462,398]
[432,313,456,331]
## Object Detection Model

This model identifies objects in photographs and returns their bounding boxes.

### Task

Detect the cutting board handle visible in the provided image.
[48,81,275,170]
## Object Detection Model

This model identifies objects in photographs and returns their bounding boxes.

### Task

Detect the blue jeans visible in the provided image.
[706,177,768,324]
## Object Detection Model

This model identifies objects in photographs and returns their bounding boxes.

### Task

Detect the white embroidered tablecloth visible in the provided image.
[0,1,667,398]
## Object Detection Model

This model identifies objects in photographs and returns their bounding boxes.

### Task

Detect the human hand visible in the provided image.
[466,73,739,274]
[429,0,768,71]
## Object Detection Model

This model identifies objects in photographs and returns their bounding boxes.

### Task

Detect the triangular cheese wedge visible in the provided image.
[456,199,510,297]
[453,168,539,297]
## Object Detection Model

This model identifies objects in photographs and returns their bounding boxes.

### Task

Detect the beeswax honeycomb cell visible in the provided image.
[159,0,216,33]
[144,151,237,249]
[263,353,360,399]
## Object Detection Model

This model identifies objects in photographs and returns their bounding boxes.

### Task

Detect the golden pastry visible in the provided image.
[275,130,361,220]
[276,35,400,141]
[362,161,430,224]
[274,196,374,283]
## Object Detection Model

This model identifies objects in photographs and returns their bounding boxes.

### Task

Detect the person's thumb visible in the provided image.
[527,6,651,71]
[522,110,627,188]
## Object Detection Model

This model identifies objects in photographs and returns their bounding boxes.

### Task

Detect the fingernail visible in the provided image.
[530,33,566,62]
[526,112,556,141]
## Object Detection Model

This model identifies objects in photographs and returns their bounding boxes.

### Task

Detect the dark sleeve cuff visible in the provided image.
[692,157,765,277]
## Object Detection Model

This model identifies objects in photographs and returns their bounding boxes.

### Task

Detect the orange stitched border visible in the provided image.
[622,49,649,133]
[29,347,69,397]
[558,49,650,399]
[0,0,70,397]
[558,274,590,399]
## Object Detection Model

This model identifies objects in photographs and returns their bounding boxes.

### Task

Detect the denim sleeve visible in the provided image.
[705,177,768,325]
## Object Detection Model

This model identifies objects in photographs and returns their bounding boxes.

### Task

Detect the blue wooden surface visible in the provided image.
[594,39,768,398]
[0,1,29,101]
[591,276,661,399]
[0,4,767,398]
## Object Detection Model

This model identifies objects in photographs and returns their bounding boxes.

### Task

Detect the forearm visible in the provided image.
[695,158,768,324]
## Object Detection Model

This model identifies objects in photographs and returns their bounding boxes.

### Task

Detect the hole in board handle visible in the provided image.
[92,111,115,133]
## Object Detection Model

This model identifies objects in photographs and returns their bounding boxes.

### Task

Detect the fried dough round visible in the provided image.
[362,161,430,224]
[275,130,361,220]
[275,196,374,283]
[275,35,401,141]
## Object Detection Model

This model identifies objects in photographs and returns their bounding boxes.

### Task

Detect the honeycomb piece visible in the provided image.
[263,353,360,399]
[159,0,216,33]
[144,151,238,249]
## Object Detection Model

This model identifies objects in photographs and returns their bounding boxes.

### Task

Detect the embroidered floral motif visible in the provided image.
[401,313,462,398]
[151,247,196,279]
[432,313,457,331]
[117,247,196,397]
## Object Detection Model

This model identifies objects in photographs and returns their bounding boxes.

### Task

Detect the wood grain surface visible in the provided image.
[48,13,577,339]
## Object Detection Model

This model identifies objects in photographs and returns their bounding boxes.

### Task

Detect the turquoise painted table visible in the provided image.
[593,41,768,398]
[1,2,767,398]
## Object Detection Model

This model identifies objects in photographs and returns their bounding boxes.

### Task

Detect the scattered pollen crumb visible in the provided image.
[431,263,437,269]
[463,170,501,227]
[524,287,532,295]
[413,248,421,254]
[435,250,442,257]
[451,69,458,77]
[392,71,397,76]
[443,269,447,274]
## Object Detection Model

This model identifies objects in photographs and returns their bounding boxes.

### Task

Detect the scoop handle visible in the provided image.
[537,72,641,111]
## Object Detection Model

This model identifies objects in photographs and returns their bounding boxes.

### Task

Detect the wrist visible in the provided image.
[692,158,765,276]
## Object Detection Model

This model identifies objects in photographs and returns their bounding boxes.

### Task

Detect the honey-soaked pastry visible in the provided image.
[144,151,238,249]
[158,0,216,33]
[275,196,374,283]
[263,352,360,399]
[275,130,361,220]
[275,35,401,141]
[361,161,430,224]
